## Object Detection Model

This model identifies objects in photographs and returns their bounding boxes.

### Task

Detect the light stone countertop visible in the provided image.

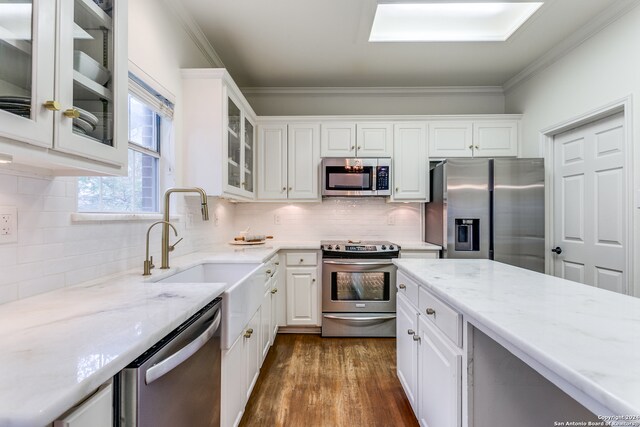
[393,258,640,417]
[0,239,439,426]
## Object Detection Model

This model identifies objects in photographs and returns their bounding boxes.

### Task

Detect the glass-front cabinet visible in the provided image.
[0,0,127,173]
[224,92,255,198]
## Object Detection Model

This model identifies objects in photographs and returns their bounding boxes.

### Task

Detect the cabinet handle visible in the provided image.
[412,335,421,342]
[271,288,278,294]
[426,308,436,316]
[43,100,61,111]
[407,329,415,335]
[266,269,272,274]
[244,328,254,338]
[398,284,406,290]
[63,108,80,119]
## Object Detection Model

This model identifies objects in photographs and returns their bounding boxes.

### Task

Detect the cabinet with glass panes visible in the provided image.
[0,0,127,175]
[182,68,257,201]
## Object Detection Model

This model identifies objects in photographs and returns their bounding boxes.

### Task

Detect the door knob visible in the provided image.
[551,247,563,255]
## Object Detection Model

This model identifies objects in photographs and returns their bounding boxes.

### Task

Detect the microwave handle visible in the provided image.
[372,166,378,191]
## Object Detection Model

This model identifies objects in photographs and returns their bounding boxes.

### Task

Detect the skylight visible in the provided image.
[369,1,544,42]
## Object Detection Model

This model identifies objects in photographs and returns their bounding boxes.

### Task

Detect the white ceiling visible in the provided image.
[180,0,624,88]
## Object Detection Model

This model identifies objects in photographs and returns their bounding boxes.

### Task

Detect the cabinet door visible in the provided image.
[0,0,55,149]
[222,334,246,427]
[260,280,272,364]
[54,382,112,427]
[393,123,428,201]
[224,93,245,196]
[270,269,281,343]
[396,294,419,416]
[55,0,127,167]
[473,120,518,157]
[288,123,320,200]
[275,268,287,327]
[320,122,356,157]
[257,123,288,200]
[241,115,256,196]
[286,267,318,325]
[428,121,473,158]
[418,316,462,427]
[245,308,261,400]
[357,122,393,157]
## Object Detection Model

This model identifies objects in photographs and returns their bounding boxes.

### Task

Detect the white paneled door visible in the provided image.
[552,112,627,293]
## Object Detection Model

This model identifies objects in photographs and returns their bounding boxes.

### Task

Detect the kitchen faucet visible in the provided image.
[143,221,178,276]
[161,187,209,269]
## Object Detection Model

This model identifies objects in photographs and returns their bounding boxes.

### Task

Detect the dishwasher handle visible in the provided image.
[145,308,221,385]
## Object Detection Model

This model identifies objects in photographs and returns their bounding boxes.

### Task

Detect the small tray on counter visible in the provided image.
[228,240,266,246]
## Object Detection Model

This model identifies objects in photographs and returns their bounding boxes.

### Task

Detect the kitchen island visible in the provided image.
[394,258,640,426]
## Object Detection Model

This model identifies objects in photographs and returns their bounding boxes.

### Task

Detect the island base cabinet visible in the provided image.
[396,293,419,416]
[222,309,261,427]
[418,316,462,427]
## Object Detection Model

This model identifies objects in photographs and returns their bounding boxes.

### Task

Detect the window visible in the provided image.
[78,75,174,213]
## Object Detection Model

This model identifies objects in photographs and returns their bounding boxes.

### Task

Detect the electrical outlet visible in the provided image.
[0,206,17,244]
[387,214,395,226]
[274,214,281,225]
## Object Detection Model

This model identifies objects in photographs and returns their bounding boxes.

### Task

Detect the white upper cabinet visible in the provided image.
[182,69,257,200]
[429,119,518,158]
[473,120,518,157]
[321,122,393,157]
[392,123,428,201]
[0,0,128,174]
[257,122,320,201]
[429,121,474,158]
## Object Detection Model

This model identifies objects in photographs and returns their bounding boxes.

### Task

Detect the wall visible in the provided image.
[244,89,505,116]
[505,4,640,296]
[0,0,234,304]
[234,198,422,242]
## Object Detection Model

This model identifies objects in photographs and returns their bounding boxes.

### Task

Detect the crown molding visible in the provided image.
[162,0,225,68]
[241,86,504,96]
[503,0,640,94]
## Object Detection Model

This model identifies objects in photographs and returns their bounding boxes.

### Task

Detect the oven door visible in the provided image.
[322,259,397,313]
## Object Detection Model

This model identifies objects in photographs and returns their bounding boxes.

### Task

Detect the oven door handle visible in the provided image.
[322,260,395,266]
[323,314,396,322]
[145,308,221,385]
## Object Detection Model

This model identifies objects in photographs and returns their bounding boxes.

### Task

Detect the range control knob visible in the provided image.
[335,245,341,250]
[327,245,333,250]
[389,245,395,250]
[381,245,387,250]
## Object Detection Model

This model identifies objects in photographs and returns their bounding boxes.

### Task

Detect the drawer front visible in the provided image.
[397,270,419,305]
[286,252,317,266]
[419,287,462,347]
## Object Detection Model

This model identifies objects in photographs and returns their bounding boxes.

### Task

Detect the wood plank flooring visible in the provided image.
[239,334,419,427]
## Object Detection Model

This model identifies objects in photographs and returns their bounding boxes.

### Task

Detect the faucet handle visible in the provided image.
[169,237,184,252]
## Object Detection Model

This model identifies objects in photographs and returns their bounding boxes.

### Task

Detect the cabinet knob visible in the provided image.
[275,262,280,265]
[426,308,436,316]
[398,284,406,290]
[43,100,61,111]
[475,145,479,150]
[312,278,316,282]
[468,145,474,150]
[300,258,304,263]
[288,187,292,191]
[351,146,355,151]
[412,335,421,342]
[244,328,254,338]
[395,187,399,192]
[357,146,361,150]
[407,329,415,335]
[266,269,272,274]
[63,108,80,119]
[271,288,278,294]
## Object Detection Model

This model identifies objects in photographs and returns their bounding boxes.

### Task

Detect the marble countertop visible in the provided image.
[0,239,439,426]
[394,259,640,416]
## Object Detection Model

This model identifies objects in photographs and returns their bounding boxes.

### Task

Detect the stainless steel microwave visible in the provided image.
[321,158,391,197]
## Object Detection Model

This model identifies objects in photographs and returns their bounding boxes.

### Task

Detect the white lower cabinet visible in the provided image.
[396,293,419,415]
[53,381,112,427]
[284,251,320,327]
[270,265,282,343]
[260,275,272,363]
[222,308,261,427]
[417,316,462,427]
[397,270,463,427]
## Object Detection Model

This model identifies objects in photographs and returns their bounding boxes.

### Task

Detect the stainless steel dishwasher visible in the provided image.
[120,297,222,427]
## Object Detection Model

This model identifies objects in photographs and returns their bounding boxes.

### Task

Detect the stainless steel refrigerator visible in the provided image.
[425,158,545,273]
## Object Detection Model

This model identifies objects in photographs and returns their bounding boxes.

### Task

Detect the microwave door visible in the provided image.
[324,166,377,196]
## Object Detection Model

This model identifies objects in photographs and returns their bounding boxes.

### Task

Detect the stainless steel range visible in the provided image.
[321,240,400,337]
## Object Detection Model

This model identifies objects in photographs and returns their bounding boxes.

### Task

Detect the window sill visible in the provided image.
[71,213,181,223]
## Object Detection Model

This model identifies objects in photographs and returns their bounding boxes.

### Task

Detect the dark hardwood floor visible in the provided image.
[239,334,419,427]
